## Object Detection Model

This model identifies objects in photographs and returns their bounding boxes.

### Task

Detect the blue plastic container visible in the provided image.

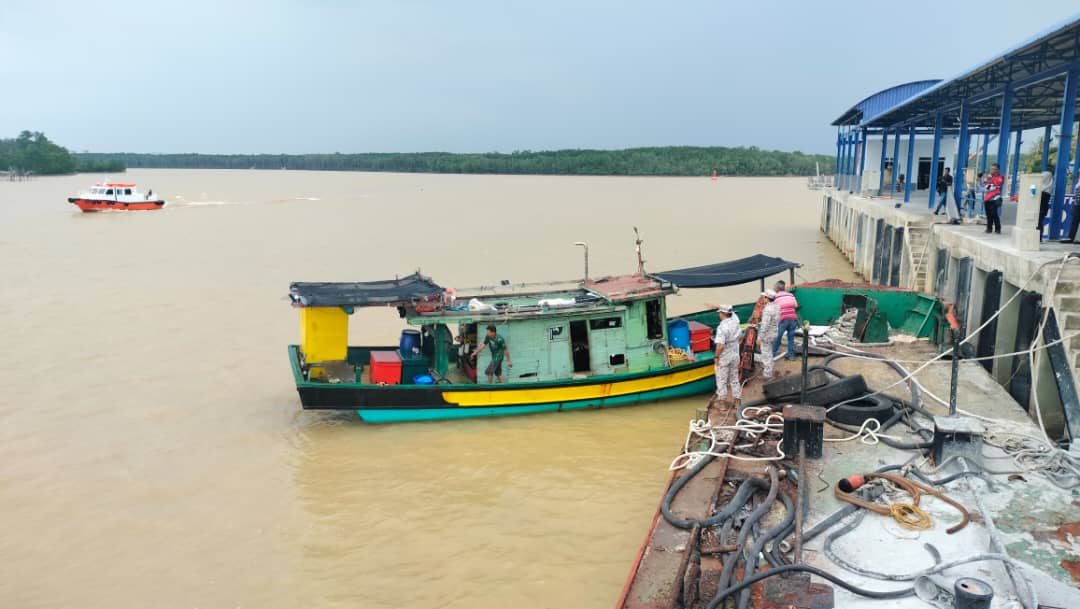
[413,374,435,385]
[667,320,690,350]
[400,329,421,354]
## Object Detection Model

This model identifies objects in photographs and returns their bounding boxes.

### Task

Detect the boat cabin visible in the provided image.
[290,273,681,386]
[85,183,152,202]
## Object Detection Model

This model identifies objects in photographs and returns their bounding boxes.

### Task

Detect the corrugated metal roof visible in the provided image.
[848,12,1080,130]
[832,80,942,126]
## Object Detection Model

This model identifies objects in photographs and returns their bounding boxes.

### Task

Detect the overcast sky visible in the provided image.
[1,1,1076,155]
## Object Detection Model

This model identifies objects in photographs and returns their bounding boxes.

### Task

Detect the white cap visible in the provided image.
[717,304,734,314]
[764,290,776,299]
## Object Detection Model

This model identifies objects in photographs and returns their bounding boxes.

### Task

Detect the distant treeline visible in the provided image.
[0,131,125,175]
[75,146,834,177]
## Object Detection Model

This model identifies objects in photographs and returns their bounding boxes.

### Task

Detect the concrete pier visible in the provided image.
[820,186,1080,442]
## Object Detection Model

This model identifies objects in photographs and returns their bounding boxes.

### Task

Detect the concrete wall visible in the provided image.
[820,188,1080,442]
[862,136,959,192]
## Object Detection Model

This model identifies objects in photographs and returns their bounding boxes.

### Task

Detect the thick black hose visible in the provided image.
[737,490,794,609]
[704,564,913,608]
[661,457,769,529]
[717,468,779,593]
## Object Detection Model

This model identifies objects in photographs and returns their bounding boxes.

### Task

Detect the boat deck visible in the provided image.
[618,342,1080,609]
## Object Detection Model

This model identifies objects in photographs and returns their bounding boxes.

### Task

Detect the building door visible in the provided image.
[917,158,945,190]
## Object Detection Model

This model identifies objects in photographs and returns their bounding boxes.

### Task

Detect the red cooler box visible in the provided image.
[688,321,712,353]
[369,350,403,384]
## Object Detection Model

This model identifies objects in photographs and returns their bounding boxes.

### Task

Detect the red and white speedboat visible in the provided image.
[68,183,165,212]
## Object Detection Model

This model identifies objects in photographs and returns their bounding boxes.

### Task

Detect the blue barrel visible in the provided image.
[667,320,690,350]
[413,374,435,385]
[400,329,421,354]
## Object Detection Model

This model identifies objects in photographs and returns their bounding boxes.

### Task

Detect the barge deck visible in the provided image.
[618,342,1080,609]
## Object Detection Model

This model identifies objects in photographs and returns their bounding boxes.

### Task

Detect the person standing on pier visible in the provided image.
[773,281,799,360]
[757,290,780,379]
[932,167,954,219]
[713,304,742,407]
[984,163,1004,234]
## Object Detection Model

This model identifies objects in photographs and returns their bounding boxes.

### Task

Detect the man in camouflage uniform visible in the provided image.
[713,304,742,406]
[757,290,780,379]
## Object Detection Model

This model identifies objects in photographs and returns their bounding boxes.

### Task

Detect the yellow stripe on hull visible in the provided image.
[441,365,713,407]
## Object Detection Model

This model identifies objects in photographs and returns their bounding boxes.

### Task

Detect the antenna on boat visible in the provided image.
[633,227,646,276]
[573,242,589,282]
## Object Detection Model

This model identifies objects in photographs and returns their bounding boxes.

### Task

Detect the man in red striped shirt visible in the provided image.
[772,281,799,360]
[983,163,1004,234]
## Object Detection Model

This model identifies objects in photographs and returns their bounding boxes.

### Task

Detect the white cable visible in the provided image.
[823,418,902,444]
[813,329,1080,365]
[670,415,786,470]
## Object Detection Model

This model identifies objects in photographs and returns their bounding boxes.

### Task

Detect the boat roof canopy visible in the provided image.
[289,272,443,307]
[651,254,800,288]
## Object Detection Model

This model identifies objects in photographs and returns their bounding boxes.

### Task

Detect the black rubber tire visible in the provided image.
[763,369,830,401]
[802,374,869,406]
[826,394,894,425]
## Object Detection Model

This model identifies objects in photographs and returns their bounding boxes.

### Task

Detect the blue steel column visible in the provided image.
[1050,66,1079,240]
[835,129,842,177]
[928,113,943,208]
[954,103,971,211]
[858,127,868,188]
[850,131,857,176]
[845,131,854,183]
[892,126,902,195]
[996,84,1014,178]
[878,130,889,195]
[903,124,916,203]
[980,133,989,173]
[843,130,852,187]
[842,131,850,189]
[1010,130,1022,196]
[1041,125,1052,172]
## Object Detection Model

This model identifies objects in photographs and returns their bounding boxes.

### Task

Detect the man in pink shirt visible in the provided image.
[772,280,799,360]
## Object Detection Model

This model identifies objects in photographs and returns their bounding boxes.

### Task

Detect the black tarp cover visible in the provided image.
[651,254,800,288]
[289,272,443,307]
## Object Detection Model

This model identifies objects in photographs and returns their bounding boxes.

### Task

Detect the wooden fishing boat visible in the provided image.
[68,182,165,211]
[287,251,807,423]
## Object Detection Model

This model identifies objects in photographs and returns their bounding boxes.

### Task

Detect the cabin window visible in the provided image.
[589,317,622,330]
[549,326,566,341]
[645,300,663,339]
[105,189,114,195]
[124,189,132,195]
[609,354,626,366]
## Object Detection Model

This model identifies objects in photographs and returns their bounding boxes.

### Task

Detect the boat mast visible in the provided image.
[573,242,590,281]
[634,227,646,276]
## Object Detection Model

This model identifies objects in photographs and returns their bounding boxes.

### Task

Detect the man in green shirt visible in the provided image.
[472,324,512,383]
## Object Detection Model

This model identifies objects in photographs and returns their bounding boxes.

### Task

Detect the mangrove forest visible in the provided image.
[75,146,833,177]
[0,131,125,175]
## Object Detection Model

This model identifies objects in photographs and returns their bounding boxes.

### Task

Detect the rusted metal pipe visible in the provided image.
[794,442,806,563]
[945,301,963,417]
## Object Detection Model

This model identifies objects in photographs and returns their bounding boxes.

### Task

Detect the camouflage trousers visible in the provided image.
[759,333,777,378]
[714,350,741,400]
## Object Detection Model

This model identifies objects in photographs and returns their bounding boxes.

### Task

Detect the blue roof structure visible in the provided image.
[830,13,1080,239]
[832,80,941,126]
[846,12,1080,130]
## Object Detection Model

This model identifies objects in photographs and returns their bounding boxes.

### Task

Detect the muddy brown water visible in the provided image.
[0,170,857,608]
